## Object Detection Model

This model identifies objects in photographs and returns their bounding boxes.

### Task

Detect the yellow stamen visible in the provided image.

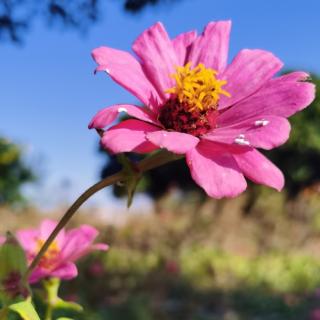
[36,239,60,269]
[166,62,230,111]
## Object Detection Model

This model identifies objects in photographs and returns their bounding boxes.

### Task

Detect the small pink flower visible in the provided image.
[16,220,108,284]
[0,236,5,245]
[89,21,315,198]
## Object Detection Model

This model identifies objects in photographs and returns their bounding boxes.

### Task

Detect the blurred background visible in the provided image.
[1,0,320,319]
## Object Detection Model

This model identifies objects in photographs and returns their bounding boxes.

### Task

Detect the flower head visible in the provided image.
[16,220,108,284]
[89,21,315,198]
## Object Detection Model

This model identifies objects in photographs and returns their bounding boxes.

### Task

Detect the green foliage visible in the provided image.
[64,246,320,320]
[99,245,320,296]
[0,137,34,205]
[180,247,320,293]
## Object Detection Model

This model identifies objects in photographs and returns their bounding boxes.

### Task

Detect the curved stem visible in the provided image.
[24,150,182,281]
[24,170,124,281]
[136,150,183,172]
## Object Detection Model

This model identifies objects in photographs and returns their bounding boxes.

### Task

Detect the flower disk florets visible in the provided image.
[158,98,218,136]
[35,240,60,270]
[159,62,230,136]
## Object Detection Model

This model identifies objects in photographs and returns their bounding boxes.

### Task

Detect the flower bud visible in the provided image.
[0,233,29,304]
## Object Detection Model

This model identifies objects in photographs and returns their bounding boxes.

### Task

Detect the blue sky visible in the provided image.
[0,0,319,208]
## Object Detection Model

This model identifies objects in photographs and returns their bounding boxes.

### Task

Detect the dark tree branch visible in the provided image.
[0,0,179,44]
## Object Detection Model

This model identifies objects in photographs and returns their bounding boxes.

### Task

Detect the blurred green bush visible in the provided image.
[0,137,34,205]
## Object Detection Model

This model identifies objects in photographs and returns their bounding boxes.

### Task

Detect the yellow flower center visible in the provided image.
[166,62,230,111]
[36,239,60,270]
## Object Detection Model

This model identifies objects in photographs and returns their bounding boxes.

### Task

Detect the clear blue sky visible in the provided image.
[0,0,319,207]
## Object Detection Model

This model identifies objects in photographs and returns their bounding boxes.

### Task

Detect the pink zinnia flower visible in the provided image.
[89,21,315,198]
[16,220,108,283]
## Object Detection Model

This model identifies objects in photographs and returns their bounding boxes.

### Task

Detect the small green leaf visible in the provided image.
[9,298,40,320]
[55,299,83,312]
[126,172,141,208]
[117,154,141,208]
[42,278,83,316]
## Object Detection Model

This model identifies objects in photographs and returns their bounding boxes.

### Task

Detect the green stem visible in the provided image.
[24,150,182,281]
[136,150,182,172]
[44,305,53,320]
[43,278,60,320]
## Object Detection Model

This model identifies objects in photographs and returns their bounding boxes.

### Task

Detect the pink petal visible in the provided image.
[61,225,102,262]
[172,30,197,66]
[132,22,179,99]
[205,116,291,150]
[188,21,232,73]
[146,131,199,154]
[233,148,284,191]
[92,47,162,109]
[0,236,5,245]
[29,262,78,283]
[218,71,315,125]
[186,140,247,198]
[101,119,160,154]
[88,104,159,129]
[66,243,109,263]
[218,49,283,110]
[39,220,65,248]
[29,268,49,284]
[16,230,39,252]
[50,262,78,280]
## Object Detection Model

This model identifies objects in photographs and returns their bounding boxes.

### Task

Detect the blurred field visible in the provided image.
[2,185,320,319]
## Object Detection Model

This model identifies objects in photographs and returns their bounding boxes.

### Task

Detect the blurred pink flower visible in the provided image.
[314,288,320,299]
[89,21,315,198]
[165,260,180,274]
[310,308,320,320]
[16,220,108,284]
[88,260,105,277]
[0,236,5,245]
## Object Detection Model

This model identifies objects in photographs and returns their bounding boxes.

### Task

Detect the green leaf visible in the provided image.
[0,233,30,304]
[42,278,83,316]
[0,233,28,278]
[57,318,74,320]
[55,299,83,312]
[9,299,40,320]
